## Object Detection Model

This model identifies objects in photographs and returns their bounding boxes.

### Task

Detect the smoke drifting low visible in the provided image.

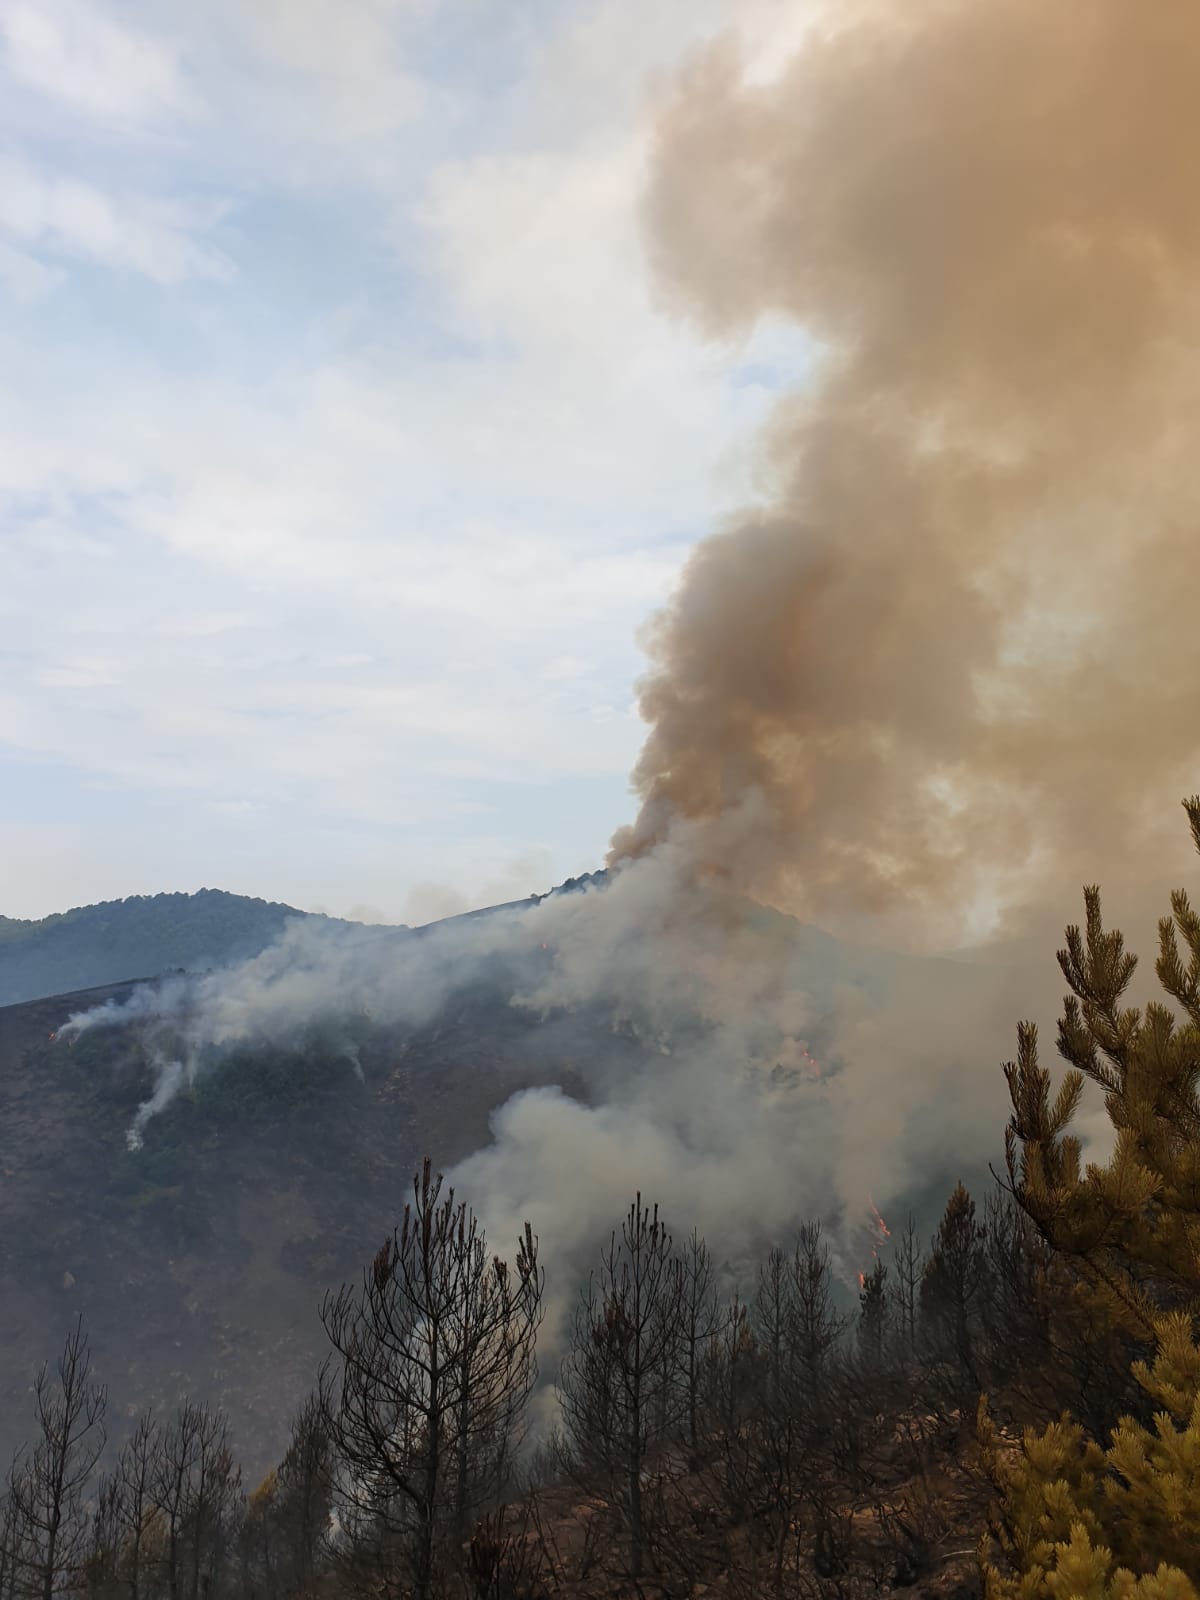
[55,822,1034,1308]
[615,0,1200,951]
[55,913,531,1145]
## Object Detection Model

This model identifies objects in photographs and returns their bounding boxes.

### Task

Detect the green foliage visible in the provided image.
[983,798,1200,1598]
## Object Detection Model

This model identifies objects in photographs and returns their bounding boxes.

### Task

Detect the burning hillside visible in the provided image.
[43,862,1028,1309]
[9,0,1199,1511]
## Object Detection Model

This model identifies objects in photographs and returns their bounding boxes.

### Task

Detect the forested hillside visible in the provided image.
[0,971,603,1485]
[0,890,390,1007]
[0,892,1003,1490]
[3,801,1200,1597]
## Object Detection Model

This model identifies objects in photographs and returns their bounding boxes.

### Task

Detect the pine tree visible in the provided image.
[890,1214,923,1364]
[321,1160,543,1600]
[922,1182,987,1413]
[858,1260,889,1365]
[675,1229,722,1466]
[5,1317,106,1600]
[982,798,1200,1598]
[557,1195,683,1586]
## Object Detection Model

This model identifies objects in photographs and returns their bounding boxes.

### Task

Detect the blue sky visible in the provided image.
[1,0,815,923]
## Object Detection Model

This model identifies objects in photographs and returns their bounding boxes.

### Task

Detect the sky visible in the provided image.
[0,0,817,924]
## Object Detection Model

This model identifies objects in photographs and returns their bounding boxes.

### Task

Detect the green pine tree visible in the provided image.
[981,798,1200,1599]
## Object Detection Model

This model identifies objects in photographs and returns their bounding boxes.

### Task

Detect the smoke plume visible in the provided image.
[52,1,1200,1324]
[612,0,1200,952]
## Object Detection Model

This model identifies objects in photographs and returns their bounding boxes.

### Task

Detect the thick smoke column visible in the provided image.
[51,1,1196,1325]
[613,1,1200,951]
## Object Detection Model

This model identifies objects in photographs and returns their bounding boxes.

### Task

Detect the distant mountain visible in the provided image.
[0,889,395,1008]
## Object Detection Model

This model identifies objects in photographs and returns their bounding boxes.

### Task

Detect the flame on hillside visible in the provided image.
[856,1196,893,1290]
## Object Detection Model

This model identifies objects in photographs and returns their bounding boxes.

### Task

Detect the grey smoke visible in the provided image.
[55,824,1040,1307]
[128,1057,186,1151]
[55,0,1195,1325]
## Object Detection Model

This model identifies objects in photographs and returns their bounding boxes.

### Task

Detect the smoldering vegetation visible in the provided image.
[47,844,1036,1307]
[7,0,1200,1592]
[8,801,1200,1595]
[44,0,1200,1348]
[0,1167,1020,1600]
[9,864,1200,1600]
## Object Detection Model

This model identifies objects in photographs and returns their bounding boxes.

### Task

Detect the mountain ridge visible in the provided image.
[0,874,1008,1476]
[0,888,401,1008]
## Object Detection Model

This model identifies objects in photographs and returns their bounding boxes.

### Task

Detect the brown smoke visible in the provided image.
[613,1,1200,950]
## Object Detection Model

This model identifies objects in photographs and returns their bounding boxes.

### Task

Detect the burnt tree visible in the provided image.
[674,1229,722,1466]
[5,1317,106,1600]
[557,1194,683,1586]
[150,1401,240,1600]
[920,1182,988,1415]
[321,1159,542,1600]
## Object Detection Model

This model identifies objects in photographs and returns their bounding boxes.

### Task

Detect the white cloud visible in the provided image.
[0,0,817,917]
[1,0,190,126]
[166,0,435,190]
[0,153,233,282]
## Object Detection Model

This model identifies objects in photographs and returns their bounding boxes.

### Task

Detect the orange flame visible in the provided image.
[855,1196,892,1291]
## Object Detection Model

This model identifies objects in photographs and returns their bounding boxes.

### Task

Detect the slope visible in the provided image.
[0,889,399,1008]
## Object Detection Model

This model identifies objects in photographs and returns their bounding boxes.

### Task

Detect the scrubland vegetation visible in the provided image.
[6,804,1200,1599]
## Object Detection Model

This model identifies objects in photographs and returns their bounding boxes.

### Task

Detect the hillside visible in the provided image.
[0,887,1010,1482]
[0,889,396,1008]
[0,969,607,1479]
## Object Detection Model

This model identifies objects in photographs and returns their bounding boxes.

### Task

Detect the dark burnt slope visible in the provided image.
[0,977,602,1480]
[0,888,1007,1483]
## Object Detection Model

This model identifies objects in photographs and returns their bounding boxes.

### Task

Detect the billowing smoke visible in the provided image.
[54,908,538,1087]
[613,0,1200,953]
[53,813,1031,1313]
[51,1,1197,1322]
[459,0,1200,1281]
[455,0,1200,1291]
